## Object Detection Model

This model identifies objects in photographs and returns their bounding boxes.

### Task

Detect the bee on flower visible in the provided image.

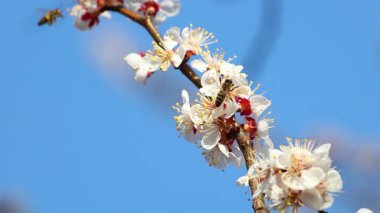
[173,89,244,169]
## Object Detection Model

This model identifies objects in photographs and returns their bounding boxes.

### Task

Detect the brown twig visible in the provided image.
[102,4,262,212]
[237,131,269,213]
[103,6,201,88]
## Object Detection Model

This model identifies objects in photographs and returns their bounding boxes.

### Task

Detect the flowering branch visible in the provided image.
[40,0,351,212]
[102,5,202,88]
[102,4,267,212]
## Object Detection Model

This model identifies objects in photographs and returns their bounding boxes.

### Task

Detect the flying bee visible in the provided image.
[215,79,235,107]
[38,9,63,26]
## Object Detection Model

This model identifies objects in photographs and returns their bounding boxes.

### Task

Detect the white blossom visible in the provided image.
[124,53,159,84]
[166,25,217,57]
[275,139,331,191]
[300,169,342,210]
[204,141,243,169]
[357,208,373,213]
[191,51,247,86]
[236,138,341,212]
[70,0,112,30]
[146,31,188,70]
[173,90,202,143]
[125,0,180,24]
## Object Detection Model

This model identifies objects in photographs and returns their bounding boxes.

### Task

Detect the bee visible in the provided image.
[215,79,234,107]
[38,9,63,26]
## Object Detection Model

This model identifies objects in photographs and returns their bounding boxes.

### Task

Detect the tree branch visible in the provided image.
[104,6,202,88]
[102,4,262,212]
[237,131,269,213]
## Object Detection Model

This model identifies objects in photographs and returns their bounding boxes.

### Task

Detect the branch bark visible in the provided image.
[104,5,202,88]
[237,131,269,213]
[102,4,261,212]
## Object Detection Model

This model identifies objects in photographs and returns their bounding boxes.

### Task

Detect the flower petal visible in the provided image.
[300,167,326,189]
[236,175,249,187]
[281,167,324,190]
[326,169,343,192]
[164,26,180,50]
[181,90,191,111]
[191,59,208,72]
[357,208,373,213]
[218,143,229,157]
[159,0,181,16]
[250,95,271,117]
[300,189,324,211]
[171,45,187,67]
[124,53,143,70]
[201,127,220,150]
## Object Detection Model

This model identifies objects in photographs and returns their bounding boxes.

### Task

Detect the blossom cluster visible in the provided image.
[125,24,273,169]
[65,0,347,211]
[236,138,343,212]
[172,53,274,169]
[70,0,180,30]
[124,23,343,212]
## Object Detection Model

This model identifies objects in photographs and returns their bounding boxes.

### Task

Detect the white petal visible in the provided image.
[211,106,225,119]
[220,62,243,75]
[281,167,325,190]
[201,128,221,150]
[218,143,229,157]
[250,95,271,117]
[254,136,274,157]
[164,27,180,50]
[300,167,326,189]
[183,125,200,143]
[181,27,190,41]
[171,45,187,67]
[314,143,331,155]
[223,100,239,118]
[191,59,208,72]
[100,11,112,19]
[236,175,249,187]
[124,0,141,11]
[357,208,373,213]
[300,189,324,210]
[200,70,220,95]
[124,53,143,70]
[233,86,251,98]
[231,142,244,168]
[153,12,167,24]
[326,169,343,192]
[275,152,289,169]
[189,104,202,124]
[320,193,334,210]
[134,68,149,84]
[159,0,181,16]
[181,90,191,111]
[257,119,269,138]
[313,144,332,172]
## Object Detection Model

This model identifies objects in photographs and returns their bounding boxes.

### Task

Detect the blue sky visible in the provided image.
[1,0,380,212]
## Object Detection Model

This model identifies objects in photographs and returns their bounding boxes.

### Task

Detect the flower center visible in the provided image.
[288,154,310,176]
[138,1,160,16]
